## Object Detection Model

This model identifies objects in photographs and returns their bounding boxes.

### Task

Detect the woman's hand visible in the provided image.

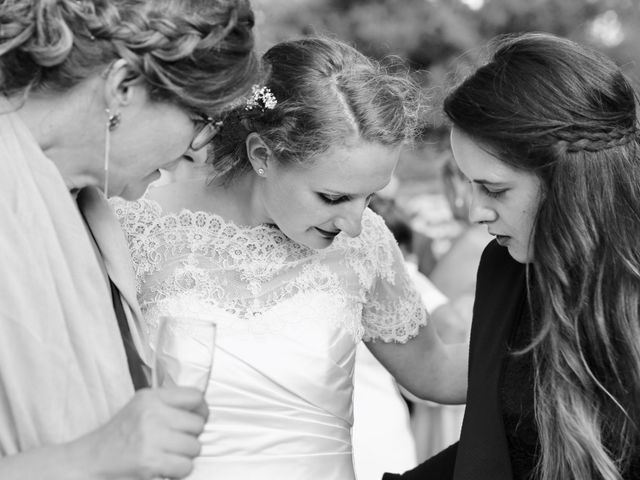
[0,387,208,480]
[77,387,208,480]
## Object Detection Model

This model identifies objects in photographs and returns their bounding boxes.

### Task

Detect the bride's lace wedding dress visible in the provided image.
[113,197,427,479]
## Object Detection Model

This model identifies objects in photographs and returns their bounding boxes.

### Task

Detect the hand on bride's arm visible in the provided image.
[0,387,208,480]
[366,320,468,405]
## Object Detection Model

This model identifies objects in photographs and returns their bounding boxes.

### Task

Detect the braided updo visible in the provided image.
[0,0,259,115]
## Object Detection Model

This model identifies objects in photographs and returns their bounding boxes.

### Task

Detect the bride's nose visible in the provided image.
[334,204,364,238]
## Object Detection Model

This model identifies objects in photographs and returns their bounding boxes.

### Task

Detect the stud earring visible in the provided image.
[103,108,121,197]
[257,168,265,176]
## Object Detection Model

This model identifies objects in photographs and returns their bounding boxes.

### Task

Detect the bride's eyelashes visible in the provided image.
[318,193,350,205]
[317,193,376,206]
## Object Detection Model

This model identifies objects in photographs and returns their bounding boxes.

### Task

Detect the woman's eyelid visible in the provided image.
[326,193,348,201]
[482,185,507,198]
[318,193,348,204]
[320,191,376,204]
[483,183,507,192]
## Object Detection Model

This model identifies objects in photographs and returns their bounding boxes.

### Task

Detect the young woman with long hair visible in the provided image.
[386,32,640,480]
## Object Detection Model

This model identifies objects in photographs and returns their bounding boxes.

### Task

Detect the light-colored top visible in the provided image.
[0,101,140,454]
[113,197,428,479]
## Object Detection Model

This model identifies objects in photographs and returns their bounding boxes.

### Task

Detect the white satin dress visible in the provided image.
[113,198,428,479]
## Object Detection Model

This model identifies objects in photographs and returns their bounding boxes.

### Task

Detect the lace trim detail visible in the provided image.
[112,197,427,343]
[112,198,313,294]
[362,285,428,343]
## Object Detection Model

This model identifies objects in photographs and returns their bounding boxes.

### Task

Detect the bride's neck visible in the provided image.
[153,171,270,227]
[215,172,271,227]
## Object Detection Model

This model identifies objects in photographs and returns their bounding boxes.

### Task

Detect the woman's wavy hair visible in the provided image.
[445,32,640,480]
[0,0,260,116]
[210,36,422,183]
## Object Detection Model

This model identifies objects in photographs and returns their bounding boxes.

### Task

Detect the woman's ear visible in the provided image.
[246,132,273,176]
[102,58,142,109]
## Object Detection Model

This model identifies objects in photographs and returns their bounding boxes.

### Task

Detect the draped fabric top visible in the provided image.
[0,100,139,455]
[113,196,428,479]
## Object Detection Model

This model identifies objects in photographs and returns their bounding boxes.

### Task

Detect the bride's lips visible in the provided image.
[314,227,340,239]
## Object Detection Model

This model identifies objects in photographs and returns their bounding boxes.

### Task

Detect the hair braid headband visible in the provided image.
[554,123,637,153]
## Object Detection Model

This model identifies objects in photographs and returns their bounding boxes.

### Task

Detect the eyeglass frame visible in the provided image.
[190,114,223,151]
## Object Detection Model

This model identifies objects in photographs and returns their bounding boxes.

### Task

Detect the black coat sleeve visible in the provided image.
[382,442,458,480]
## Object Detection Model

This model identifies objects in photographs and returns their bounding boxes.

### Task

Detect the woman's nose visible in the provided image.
[187,146,209,165]
[335,204,364,238]
[468,195,497,225]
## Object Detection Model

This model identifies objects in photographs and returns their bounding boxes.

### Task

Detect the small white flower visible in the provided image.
[245,85,277,111]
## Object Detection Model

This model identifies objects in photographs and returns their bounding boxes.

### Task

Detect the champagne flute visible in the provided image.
[151,315,217,392]
[150,318,216,480]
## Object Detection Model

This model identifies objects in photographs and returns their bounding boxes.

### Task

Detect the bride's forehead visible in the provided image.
[282,143,398,192]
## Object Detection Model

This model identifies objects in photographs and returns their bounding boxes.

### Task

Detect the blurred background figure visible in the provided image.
[408,158,490,462]
[352,193,447,480]
[427,157,491,336]
[352,168,490,477]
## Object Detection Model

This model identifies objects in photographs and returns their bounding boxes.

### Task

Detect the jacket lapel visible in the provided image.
[453,241,526,480]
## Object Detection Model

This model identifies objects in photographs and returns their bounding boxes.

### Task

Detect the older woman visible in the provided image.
[0,0,258,478]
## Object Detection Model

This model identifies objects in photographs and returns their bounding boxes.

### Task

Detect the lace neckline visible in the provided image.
[140,196,284,236]
[114,196,428,344]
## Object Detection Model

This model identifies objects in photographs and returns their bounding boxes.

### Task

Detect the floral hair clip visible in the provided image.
[245,85,277,111]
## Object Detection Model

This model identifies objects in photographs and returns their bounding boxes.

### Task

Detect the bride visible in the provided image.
[113,37,466,479]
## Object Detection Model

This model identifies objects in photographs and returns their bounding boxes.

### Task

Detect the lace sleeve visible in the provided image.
[359,211,429,343]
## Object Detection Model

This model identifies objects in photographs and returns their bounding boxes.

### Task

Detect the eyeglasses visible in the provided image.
[190,114,223,151]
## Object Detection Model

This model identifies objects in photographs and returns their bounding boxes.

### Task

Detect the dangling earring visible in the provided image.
[257,168,265,177]
[103,108,121,197]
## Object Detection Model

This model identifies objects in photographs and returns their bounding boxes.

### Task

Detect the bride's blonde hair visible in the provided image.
[211,36,423,184]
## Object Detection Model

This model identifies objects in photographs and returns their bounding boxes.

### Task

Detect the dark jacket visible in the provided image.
[384,240,526,480]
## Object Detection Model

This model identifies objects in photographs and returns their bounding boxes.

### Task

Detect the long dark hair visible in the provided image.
[445,33,640,480]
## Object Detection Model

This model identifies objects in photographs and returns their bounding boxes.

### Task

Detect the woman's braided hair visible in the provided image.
[0,0,259,115]
[445,32,640,480]
[554,123,636,154]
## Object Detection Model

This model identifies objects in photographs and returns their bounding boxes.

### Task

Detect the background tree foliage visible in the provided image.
[252,0,640,184]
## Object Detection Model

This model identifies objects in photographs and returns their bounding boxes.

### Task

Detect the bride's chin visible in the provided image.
[284,229,335,250]
[305,236,335,250]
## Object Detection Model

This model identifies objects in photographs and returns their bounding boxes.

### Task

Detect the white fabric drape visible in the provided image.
[0,101,138,455]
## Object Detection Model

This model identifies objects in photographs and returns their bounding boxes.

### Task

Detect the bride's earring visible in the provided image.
[257,168,265,177]
[103,108,121,197]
